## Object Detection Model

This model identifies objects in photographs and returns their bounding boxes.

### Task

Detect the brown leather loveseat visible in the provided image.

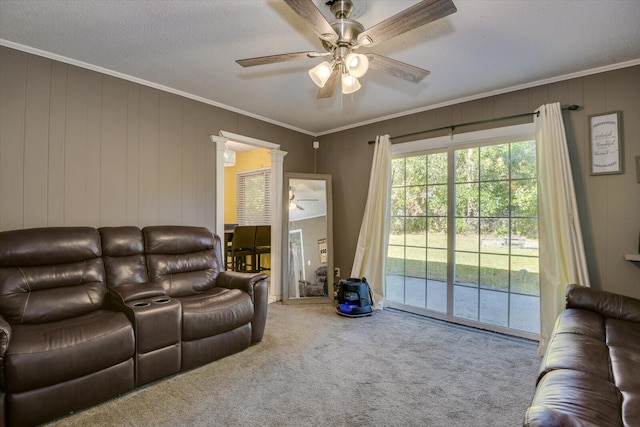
[524,285,640,426]
[0,225,268,426]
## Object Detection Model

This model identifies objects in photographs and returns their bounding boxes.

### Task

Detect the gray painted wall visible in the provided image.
[0,46,313,232]
[319,65,640,299]
[2,45,638,299]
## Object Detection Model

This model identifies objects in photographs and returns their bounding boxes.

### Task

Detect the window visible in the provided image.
[386,125,539,338]
[237,168,271,225]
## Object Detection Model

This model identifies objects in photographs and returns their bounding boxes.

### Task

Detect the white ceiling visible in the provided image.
[289,178,327,222]
[1,0,639,136]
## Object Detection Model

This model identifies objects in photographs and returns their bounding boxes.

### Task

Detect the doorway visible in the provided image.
[385,124,540,341]
[211,131,287,303]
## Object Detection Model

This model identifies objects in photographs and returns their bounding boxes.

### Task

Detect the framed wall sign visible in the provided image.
[318,238,327,263]
[589,111,623,175]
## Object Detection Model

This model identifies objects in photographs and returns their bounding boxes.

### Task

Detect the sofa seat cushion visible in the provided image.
[178,287,253,341]
[4,310,134,393]
[524,369,623,427]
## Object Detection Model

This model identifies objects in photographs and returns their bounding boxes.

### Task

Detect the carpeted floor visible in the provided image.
[48,304,540,427]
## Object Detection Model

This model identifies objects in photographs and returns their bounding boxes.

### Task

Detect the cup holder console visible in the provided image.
[129,297,172,309]
[123,294,180,386]
[132,301,151,308]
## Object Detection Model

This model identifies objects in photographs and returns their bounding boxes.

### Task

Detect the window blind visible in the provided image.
[237,168,271,225]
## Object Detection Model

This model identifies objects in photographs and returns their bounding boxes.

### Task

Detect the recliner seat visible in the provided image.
[0,225,268,426]
[0,227,135,427]
[142,226,258,370]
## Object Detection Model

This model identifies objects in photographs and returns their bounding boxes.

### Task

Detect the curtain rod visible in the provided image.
[367,104,581,144]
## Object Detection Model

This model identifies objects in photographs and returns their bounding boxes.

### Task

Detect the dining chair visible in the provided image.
[230,225,256,272]
[254,225,271,271]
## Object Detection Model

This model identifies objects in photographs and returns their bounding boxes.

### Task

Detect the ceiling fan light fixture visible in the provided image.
[345,52,369,78]
[341,73,361,94]
[309,61,333,88]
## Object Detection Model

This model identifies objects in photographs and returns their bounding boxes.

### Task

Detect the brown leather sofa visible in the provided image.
[524,285,640,427]
[0,225,268,426]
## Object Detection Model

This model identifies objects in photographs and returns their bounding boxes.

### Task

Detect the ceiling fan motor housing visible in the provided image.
[329,0,354,19]
[320,0,362,56]
[320,9,364,58]
[329,19,363,47]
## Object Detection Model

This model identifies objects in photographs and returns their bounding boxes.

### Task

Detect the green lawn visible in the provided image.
[387,232,539,296]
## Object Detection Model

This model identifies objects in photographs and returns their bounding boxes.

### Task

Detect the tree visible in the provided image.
[392,140,538,240]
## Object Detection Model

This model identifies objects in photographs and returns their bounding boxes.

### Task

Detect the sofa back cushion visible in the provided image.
[0,227,106,324]
[99,226,148,287]
[143,226,223,297]
[566,284,640,323]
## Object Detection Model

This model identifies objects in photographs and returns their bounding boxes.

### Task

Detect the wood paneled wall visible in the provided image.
[320,65,640,298]
[3,44,637,298]
[0,46,311,232]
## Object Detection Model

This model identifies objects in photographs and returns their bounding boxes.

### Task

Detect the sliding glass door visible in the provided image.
[452,141,539,334]
[386,129,540,339]
[387,151,448,314]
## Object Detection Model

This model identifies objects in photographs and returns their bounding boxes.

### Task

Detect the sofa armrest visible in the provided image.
[566,284,640,322]
[217,271,269,344]
[216,271,268,297]
[108,282,167,304]
[0,314,12,387]
[524,406,583,427]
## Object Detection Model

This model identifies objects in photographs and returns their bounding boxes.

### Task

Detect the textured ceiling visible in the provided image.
[1,0,640,136]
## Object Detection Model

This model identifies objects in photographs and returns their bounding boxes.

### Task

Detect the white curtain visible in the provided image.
[350,135,392,309]
[536,102,591,355]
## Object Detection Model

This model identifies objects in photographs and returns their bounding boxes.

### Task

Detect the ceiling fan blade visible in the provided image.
[236,51,323,67]
[357,0,457,47]
[283,0,338,43]
[366,53,430,83]
[316,68,340,99]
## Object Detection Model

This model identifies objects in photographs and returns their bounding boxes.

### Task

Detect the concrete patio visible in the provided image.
[386,275,540,334]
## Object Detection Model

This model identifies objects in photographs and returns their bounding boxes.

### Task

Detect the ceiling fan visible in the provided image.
[289,187,304,210]
[289,187,319,210]
[236,0,457,98]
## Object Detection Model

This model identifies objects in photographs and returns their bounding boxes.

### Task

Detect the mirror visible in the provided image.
[283,173,333,304]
